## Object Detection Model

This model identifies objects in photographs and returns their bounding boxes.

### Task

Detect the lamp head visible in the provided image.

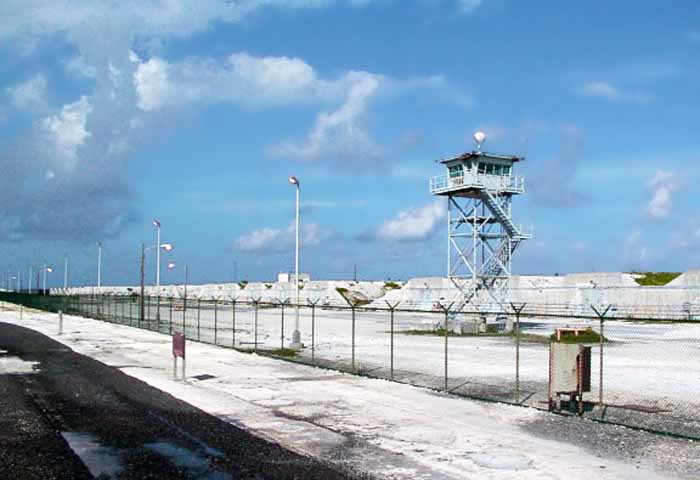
[473,131,486,150]
[288,176,299,186]
[161,243,173,252]
[167,262,176,270]
[153,219,161,228]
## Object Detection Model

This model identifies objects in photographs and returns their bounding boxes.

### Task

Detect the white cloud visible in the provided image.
[64,56,97,78]
[458,0,483,14]
[40,96,93,167]
[577,81,653,103]
[234,221,331,252]
[131,52,467,168]
[6,74,47,110]
[646,170,681,220]
[268,71,382,165]
[133,52,346,111]
[0,1,377,45]
[370,200,446,242]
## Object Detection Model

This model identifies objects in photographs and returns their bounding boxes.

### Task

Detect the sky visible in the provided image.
[0,0,699,288]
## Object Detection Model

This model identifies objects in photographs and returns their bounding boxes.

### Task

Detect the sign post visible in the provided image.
[172,332,186,380]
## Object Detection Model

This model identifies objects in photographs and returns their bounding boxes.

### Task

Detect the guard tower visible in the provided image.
[430,132,531,317]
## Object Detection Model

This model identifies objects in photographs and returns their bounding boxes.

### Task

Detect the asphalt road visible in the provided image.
[0,322,370,479]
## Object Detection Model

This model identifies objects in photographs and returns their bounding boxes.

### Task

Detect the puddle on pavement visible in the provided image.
[146,441,230,479]
[470,450,531,471]
[0,355,40,374]
[61,431,124,479]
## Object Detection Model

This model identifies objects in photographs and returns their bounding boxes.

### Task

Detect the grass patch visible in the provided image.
[238,281,248,289]
[549,327,607,343]
[384,281,402,290]
[400,328,499,337]
[266,348,298,357]
[632,271,681,286]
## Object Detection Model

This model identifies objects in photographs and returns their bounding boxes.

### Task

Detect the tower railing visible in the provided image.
[429,173,525,195]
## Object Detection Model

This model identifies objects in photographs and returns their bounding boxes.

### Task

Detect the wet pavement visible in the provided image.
[0,322,370,479]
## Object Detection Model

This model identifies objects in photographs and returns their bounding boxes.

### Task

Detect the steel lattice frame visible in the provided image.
[447,192,521,315]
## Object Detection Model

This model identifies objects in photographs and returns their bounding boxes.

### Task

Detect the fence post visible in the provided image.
[351,305,356,373]
[157,295,162,328]
[147,295,151,328]
[58,310,63,335]
[253,298,261,352]
[308,299,320,364]
[592,305,612,407]
[214,300,218,345]
[231,298,237,348]
[129,298,133,326]
[510,303,527,403]
[278,299,288,350]
[182,295,186,335]
[385,301,401,381]
[197,298,201,342]
[168,296,173,334]
[183,292,187,334]
[437,301,454,392]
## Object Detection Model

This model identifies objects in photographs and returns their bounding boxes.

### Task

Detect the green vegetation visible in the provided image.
[550,327,607,343]
[266,348,298,357]
[632,272,681,286]
[238,281,248,289]
[264,283,273,289]
[384,281,402,290]
[398,326,606,344]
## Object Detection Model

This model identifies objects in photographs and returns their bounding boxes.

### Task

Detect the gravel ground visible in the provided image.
[0,322,371,480]
[518,411,700,479]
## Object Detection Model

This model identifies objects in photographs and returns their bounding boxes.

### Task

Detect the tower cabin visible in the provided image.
[430,151,525,198]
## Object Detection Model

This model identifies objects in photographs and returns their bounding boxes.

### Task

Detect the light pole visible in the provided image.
[42,264,53,292]
[28,265,33,294]
[17,269,21,292]
[288,175,301,348]
[168,262,188,299]
[153,219,162,292]
[96,241,102,289]
[64,254,69,289]
[141,242,173,288]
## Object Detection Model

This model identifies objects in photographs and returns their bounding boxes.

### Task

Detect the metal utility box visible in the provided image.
[548,343,591,414]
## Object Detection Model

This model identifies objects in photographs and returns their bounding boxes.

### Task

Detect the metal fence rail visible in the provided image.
[1,292,698,440]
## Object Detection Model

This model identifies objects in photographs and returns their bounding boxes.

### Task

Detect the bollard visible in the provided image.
[58,310,63,335]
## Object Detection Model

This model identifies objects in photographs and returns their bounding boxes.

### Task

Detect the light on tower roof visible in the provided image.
[473,131,486,151]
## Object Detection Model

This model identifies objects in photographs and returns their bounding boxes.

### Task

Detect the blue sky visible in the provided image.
[1,0,699,287]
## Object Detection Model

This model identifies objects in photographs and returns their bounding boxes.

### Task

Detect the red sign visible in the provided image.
[173,332,185,359]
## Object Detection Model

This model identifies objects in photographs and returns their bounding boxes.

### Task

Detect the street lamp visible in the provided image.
[168,262,188,299]
[42,264,53,292]
[288,175,301,349]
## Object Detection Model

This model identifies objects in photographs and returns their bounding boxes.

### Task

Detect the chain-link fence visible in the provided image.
[1,291,698,440]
